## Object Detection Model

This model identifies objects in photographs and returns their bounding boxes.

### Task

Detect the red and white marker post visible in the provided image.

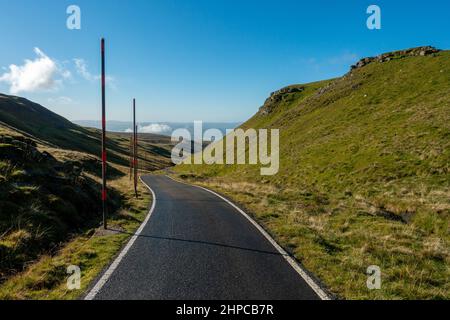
[101,38,107,229]
[133,99,138,197]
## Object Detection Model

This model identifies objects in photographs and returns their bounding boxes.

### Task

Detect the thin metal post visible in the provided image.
[101,38,107,230]
[133,99,138,197]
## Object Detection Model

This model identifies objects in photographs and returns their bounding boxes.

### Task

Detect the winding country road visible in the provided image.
[85,175,327,300]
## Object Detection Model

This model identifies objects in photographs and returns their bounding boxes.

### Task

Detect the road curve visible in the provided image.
[88,175,323,300]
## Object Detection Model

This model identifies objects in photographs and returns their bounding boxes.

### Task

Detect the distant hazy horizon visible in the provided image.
[73,120,242,137]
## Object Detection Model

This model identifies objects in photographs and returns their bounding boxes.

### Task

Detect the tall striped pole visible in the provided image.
[133,99,138,197]
[101,38,107,229]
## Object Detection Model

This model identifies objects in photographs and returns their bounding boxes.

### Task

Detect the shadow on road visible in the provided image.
[107,228,286,257]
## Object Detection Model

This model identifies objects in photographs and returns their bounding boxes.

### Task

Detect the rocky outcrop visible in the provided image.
[350,46,440,70]
[257,46,441,117]
[259,86,305,115]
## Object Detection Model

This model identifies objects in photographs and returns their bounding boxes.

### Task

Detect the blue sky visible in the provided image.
[0,0,449,122]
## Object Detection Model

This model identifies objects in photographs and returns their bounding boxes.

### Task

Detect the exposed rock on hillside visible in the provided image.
[350,46,440,70]
[259,85,305,115]
[258,46,441,117]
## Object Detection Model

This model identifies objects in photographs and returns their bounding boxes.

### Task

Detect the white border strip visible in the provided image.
[167,176,331,300]
[84,177,156,300]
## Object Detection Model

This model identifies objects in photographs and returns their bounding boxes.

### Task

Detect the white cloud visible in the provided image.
[74,58,116,89]
[60,69,72,79]
[74,58,93,81]
[141,124,172,133]
[125,123,172,134]
[0,48,64,94]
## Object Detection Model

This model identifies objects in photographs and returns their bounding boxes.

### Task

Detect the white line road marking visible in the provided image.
[167,176,332,301]
[84,177,156,300]
[86,175,331,300]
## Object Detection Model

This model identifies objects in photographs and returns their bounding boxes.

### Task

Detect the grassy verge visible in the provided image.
[172,174,449,300]
[0,165,151,300]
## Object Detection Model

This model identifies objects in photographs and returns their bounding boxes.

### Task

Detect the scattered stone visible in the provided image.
[315,81,338,97]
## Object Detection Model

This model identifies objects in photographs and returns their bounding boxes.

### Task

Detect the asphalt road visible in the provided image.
[89,175,323,300]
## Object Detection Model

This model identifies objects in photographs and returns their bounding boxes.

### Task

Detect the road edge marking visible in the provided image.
[84,177,156,300]
[167,175,332,301]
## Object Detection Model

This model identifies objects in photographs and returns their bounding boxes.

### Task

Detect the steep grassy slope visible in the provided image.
[0,94,112,160]
[0,93,174,169]
[0,125,120,281]
[175,48,450,299]
[0,97,174,295]
[0,127,152,299]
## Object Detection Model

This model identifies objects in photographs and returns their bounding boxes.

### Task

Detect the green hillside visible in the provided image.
[0,93,174,168]
[175,47,450,299]
[0,96,173,296]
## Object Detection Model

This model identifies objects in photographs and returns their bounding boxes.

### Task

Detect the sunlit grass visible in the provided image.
[174,51,450,299]
[0,164,151,300]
